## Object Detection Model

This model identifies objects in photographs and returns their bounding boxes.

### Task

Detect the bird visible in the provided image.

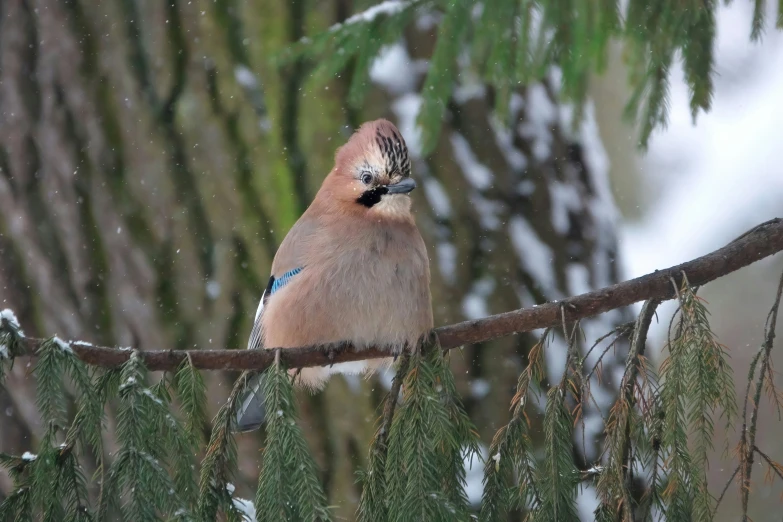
[234,119,433,432]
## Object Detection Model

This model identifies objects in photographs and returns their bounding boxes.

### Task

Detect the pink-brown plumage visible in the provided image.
[235,119,432,430]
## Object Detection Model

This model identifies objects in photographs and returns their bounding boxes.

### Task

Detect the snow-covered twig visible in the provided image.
[328,0,413,32]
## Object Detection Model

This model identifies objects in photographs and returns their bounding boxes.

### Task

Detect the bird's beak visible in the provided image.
[385,177,417,195]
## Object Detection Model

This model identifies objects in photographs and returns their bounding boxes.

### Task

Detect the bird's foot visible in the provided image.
[326,344,338,368]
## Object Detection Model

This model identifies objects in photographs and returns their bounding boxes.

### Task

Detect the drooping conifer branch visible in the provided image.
[738,269,783,520]
[7,218,783,372]
[594,298,661,520]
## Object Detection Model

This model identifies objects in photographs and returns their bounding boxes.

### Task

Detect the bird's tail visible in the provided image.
[234,373,267,433]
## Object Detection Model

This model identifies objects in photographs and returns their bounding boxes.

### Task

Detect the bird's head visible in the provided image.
[325,119,416,218]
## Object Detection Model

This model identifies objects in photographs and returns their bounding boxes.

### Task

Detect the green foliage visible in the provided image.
[0,268,775,522]
[437,349,482,511]
[595,302,659,521]
[34,339,71,429]
[282,1,424,87]
[0,452,33,521]
[471,0,518,121]
[100,351,196,521]
[0,325,234,521]
[479,331,547,521]
[33,337,97,433]
[373,346,479,522]
[0,309,25,383]
[357,346,480,522]
[0,332,102,522]
[416,0,471,153]
[173,356,208,445]
[536,388,580,522]
[254,362,331,522]
[655,281,737,521]
[196,373,245,522]
[284,0,783,153]
[345,5,420,108]
[357,353,410,522]
[355,434,390,520]
[679,285,736,520]
[536,321,583,522]
[151,376,201,509]
[640,392,667,518]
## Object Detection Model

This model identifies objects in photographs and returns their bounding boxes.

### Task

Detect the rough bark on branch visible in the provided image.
[14,218,783,372]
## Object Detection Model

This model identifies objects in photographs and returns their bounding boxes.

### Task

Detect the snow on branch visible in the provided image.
[328,0,413,32]
[9,218,783,373]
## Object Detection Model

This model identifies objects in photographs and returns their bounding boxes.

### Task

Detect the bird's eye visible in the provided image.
[360,172,373,185]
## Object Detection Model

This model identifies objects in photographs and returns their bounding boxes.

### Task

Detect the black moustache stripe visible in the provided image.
[356,186,389,208]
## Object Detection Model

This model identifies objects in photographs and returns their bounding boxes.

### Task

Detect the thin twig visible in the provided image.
[559,304,580,392]
[666,276,684,351]
[740,270,783,520]
[584,324,631,361]
[715,464,741,512]
[491,329,551,509]
[622,300,662,407]
[755,446,783,482]
[377,351,411,447]
[741,348,764,427]
[618,299,661,522]
[643,405,664,522]
[580,466,604,481]
[585,323,635,382]
[764,361,783,420]
[6,218,783,372]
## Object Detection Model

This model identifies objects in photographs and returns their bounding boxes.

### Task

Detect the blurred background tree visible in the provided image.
[0,0,781,520]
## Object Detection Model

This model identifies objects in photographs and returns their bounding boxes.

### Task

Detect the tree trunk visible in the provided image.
[0,0,628,517]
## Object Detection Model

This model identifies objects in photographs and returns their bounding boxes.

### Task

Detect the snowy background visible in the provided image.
[606,3,783,519]
[620,2,783,344]
[461,3,783,519]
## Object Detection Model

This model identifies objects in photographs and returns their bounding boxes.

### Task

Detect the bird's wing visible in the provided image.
[237,263,305,432]
[246,266,305,350]
[246,214,316,351]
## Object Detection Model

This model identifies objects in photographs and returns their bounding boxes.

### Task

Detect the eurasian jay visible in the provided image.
[235,119,433,432]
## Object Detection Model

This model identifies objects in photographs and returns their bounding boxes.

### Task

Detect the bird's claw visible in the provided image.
[392,343,405,362]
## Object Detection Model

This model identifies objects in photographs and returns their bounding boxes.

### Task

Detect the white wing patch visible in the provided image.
[254,290,266,321]
[247,289,267,351]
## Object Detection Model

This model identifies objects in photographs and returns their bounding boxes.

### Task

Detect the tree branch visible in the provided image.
[10,218,783,372]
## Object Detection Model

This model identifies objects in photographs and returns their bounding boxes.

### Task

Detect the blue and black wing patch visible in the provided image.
[270,267,304,295]
[246,267,304,350]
